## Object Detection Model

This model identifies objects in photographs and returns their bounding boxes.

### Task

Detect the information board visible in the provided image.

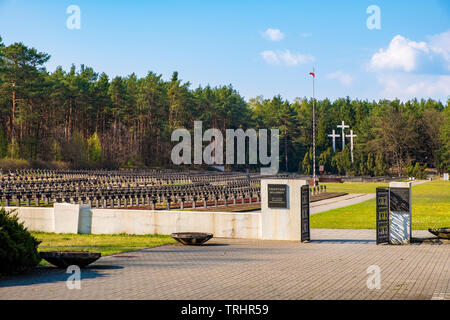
[268,184,288,208]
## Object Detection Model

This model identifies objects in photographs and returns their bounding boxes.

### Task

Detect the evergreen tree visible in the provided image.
[374,153,388,176]
[0,37,447,173]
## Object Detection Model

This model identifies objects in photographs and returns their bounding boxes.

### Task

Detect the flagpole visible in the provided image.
[312,68,316,180]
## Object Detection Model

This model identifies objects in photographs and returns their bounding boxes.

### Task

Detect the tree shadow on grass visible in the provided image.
[0,264,123,288]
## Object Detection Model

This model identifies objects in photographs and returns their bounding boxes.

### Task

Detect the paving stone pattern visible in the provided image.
[0,229,448,300]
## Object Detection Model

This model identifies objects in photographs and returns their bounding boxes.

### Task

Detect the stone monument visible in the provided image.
[261,178,309,241]
[345,130,357,163]
[328,121,356,163]
[337,121,349,150]
[389,181,412,245]
[328,130,339,153]
[376,187,390,244]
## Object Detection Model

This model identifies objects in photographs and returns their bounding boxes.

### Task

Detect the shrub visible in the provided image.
[0,208,41,275]
[412,163,428,179]
[30,159,70,170]
[0,158,31,170]
[406,164,414,178]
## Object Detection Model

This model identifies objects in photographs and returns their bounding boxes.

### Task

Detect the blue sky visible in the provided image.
[0,0,449,102]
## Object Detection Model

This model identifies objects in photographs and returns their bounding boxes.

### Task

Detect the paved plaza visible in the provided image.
[0,229,448,300]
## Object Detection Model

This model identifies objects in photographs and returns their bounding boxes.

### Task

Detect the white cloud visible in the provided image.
[261,28,285,41]
[300,32,312,38]
[377,73,450,101]
[429,30,450,64]
[370,35,429,72]
[370,31,450,73]
[261,51,279,65]
[326,71,353,86]
[369,30,450,101]
[261,50,315,66]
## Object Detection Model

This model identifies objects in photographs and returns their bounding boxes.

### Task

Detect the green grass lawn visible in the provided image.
[33,232,176,266]
[323,182,388,194]
[311,180,450,230]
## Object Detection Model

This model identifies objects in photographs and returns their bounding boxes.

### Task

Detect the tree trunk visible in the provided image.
[284,122,288,172]
[9,82,16,140]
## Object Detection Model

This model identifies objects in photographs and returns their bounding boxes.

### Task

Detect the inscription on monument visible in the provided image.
[390,187,410,212]
[268,184,287,209]
[301,185,310,242]
[376,187,389,244]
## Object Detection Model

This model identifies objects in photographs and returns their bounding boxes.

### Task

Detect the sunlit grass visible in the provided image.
[323,182,388,194]
[32,232,176,266]
[33,232,175,248]
[311,180,450,230]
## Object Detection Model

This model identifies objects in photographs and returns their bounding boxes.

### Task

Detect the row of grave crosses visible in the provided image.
[328,121,357,163]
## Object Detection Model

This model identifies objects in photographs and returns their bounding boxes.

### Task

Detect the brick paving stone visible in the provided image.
[0,229,448,300]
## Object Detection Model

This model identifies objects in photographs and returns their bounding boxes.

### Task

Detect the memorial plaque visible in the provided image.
[268,184,287,208]
[301,185,310,242]
[390,187,410,212]
[376,187,389,245]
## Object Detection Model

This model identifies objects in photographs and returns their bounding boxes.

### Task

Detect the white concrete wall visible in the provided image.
[54,203,87,234]
[5,206,55,233]
[6,205,262,239]
[79,208,261,239]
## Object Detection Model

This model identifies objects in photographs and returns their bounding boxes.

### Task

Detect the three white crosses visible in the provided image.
[328,121,357,163]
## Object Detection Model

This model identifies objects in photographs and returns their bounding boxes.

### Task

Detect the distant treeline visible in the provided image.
[0,38,449,175]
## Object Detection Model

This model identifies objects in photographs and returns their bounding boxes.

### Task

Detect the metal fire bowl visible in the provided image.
[428,228,450,239]
[170,232,214,245]
[40,251,101,268]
